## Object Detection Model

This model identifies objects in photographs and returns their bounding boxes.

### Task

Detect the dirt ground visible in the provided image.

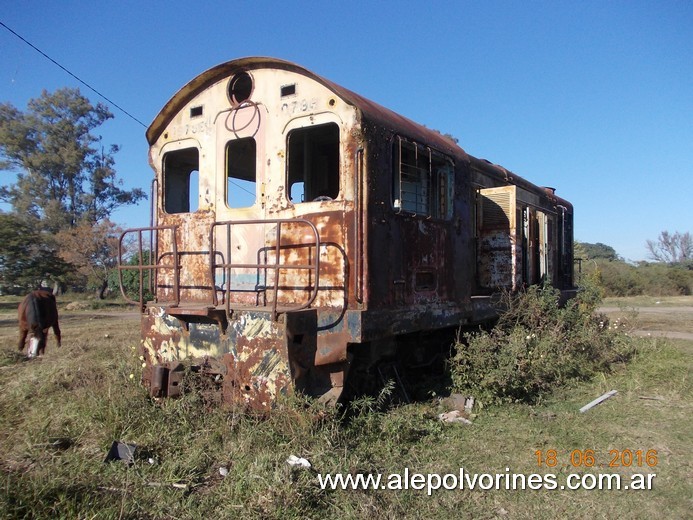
[599,302,693,341]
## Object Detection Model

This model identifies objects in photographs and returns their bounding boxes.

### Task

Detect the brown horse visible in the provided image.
[18,290,61,358]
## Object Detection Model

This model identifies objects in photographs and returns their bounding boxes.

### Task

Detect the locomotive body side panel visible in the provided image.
[358,120,475,341]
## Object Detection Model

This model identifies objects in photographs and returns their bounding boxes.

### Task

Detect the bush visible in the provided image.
[589,260,643,296]
[450,276,636,405]
[579,259,693,297]
[640,263,693,296]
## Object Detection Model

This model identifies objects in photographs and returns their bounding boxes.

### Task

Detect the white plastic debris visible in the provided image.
[286,455,312,468]
[579,390,618,413]
[219,466,229,477]
[464,397,475,413]
[438,410,473,425]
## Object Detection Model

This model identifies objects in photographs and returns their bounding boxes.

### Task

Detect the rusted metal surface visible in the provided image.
[225,312,291,406]
[140,307,293,410]
[119,56,575,409]
[210,218,321,317]
[160,211,216,304]
[478,186,519,290]
[146,57,462,158]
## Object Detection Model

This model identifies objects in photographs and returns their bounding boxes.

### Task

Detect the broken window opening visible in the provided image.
[287,123,340,203]
[226,137,257,208]
[228,72,253,105]
[393,137,453,219]
[163,147,199,214]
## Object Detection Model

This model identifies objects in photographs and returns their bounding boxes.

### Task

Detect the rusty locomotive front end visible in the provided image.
[119,57,575,409]
[119,58,367,409]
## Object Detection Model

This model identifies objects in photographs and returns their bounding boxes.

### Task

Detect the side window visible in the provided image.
[226,137,256,208]
[287,123,340,203]
[394,139,430,214]
[431,152,454,220]
[163,147,199,214]
[392,137,453,219]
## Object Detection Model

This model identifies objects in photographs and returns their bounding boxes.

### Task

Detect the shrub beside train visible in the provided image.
[118,57,575,408]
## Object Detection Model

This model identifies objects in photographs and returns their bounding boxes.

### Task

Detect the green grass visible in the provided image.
[0,300,690,519]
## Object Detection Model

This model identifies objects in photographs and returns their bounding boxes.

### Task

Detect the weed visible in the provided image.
[450,276,638,405]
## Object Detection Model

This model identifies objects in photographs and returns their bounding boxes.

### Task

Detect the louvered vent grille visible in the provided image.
[482,191,511,228]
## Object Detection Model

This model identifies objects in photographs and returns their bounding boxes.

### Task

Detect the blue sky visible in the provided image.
[1,1,691,261]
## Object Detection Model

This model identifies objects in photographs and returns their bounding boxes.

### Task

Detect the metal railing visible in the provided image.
[117,225,179,309]
[117,219,321,318]
[210,218,321,319]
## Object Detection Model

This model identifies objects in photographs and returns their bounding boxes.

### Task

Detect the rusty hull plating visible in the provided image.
[119,57,575,409]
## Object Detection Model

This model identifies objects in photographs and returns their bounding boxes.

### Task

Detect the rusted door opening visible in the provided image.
[477,185,519,291]
[522,208,552,286]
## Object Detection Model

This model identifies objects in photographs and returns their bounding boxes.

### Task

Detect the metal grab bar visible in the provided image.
[117,225,179,310]
[118,219,320,317]
[209,218,321,319]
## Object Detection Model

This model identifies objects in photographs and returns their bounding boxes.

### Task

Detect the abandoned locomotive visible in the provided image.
[118,57,574,408]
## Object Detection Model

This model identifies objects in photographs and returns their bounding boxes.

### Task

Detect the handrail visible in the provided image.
[118,219,321,318]
[210,218,321,319]
[117,225,179,310]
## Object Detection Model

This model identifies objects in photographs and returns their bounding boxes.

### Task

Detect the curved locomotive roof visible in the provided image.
[147,57,572,210]
[147,56,461,154]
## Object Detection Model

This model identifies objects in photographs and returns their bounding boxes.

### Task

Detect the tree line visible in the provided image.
[575,234,693,297]
[0,88,144,297]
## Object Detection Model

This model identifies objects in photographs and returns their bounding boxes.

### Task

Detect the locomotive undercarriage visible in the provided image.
[136,299,485,410]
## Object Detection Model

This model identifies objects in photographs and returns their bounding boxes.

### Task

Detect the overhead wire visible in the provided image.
[0,20,147,128]
[3,20,261,203]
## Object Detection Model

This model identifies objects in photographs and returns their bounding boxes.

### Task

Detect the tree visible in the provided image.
[55,219,122,299]
[646,231,692,264]
[574,241,620,261]
[0,88,145,232]
[0,212,70,293]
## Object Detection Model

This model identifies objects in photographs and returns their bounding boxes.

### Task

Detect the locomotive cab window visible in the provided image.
[163,147,199,214]
[392,137,453,219]
[287,123,340,203]
[226,137,257,208]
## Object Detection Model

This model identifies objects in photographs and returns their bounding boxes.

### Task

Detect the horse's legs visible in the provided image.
[53,322,62,348]
[37,330,47,356]
[18,328,28,352]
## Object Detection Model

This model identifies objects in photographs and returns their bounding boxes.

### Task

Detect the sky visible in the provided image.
[1,0,691,262]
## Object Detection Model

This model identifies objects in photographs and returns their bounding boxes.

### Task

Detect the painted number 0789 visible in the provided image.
[281,98,318,114]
